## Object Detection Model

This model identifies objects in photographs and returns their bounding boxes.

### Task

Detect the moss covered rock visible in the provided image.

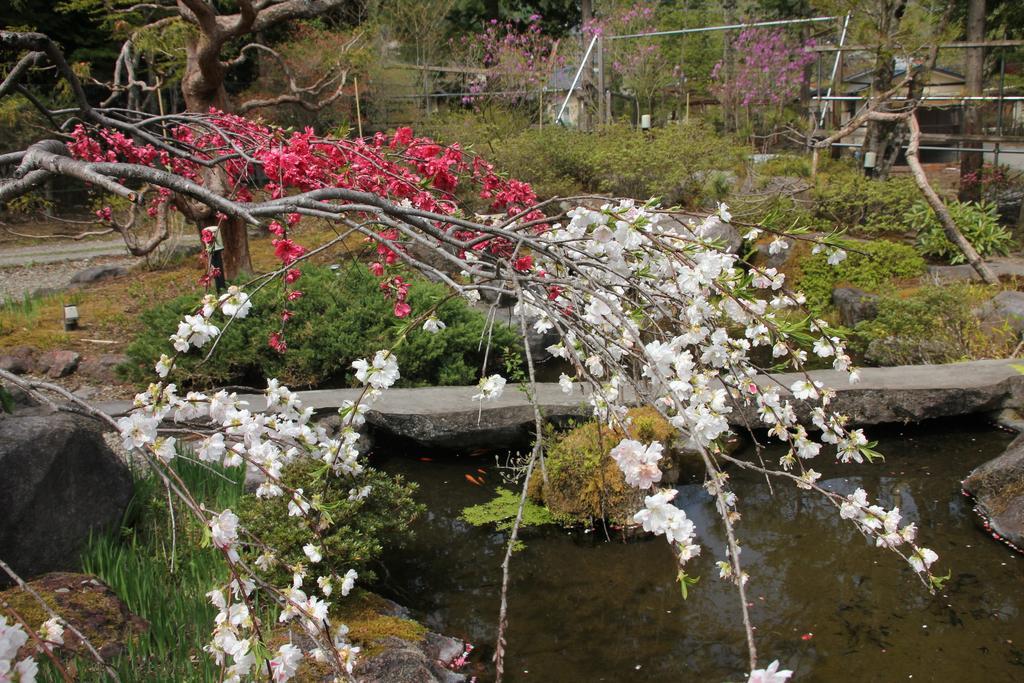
[0,572,147,662]
[273,590,467,682]
[530,407,691,525]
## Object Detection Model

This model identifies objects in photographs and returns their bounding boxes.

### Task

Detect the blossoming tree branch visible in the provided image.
[1,30,942,683]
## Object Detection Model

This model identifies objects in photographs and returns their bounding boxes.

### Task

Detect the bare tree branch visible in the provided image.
[906,112,997,284]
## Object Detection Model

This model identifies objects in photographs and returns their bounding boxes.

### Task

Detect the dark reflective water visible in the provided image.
[376,420,1024,682]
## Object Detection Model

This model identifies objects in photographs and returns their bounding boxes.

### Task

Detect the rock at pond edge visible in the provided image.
[962,433,1024,552]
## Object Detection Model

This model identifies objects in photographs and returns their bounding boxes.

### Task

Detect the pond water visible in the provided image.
[376,419,1024,682]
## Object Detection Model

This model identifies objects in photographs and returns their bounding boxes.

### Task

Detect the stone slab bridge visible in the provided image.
[96,358,1024,450]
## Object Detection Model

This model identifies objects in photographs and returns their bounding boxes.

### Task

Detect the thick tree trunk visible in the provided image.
[182,35,230,112]
[959,0,985,202]
[180,34,253,279]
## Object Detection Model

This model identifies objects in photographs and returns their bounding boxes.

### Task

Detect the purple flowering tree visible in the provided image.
[712,28,815,140]
[451,15,567,110]
[585,2,683,118]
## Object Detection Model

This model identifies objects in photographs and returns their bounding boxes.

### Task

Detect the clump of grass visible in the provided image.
[0,290,75,341]
[45,455,247,682]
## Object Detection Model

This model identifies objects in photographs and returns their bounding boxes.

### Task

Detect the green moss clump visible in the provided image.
[0,573,145,662]
[796,239,925,313]
[236,457,423,588]
[273,589,430,680]
[334,590,428,658]
[530,407,680,525]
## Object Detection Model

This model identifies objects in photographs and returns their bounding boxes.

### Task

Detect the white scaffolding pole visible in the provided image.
[607,15,837,41]
[555,34,598,126]
[819,14,851,128]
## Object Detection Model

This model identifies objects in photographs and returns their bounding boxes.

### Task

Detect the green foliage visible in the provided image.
[70,456,246,681]
[733,194,824,235]
[907,200,1014,265]
[236,457,423,587]
[796,239,926,313]
[558,122,746,207]
[0,385,13,413]
[122,263,517,388]
[812,171,922,234]
[852,283,1015,366]
[0,95,54,155]
[424,116,746,207]
[460,487,556,532]
[756,154,812,178]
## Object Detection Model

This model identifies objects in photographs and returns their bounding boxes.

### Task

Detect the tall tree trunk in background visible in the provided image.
[580,0,594,130]
[959,0,985,202]
[721,0,737,132]
[182,35,230,112]
[863,0,907,180]
[180,32,253,279]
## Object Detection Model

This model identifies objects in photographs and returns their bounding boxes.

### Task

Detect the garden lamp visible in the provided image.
[63,303,79,331]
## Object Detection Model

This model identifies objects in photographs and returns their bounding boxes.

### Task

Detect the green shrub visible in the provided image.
[733,195,825,234]
[236,457,423,588]
[122,263,518,388]
[573,121,746,207]
[756,154,812,178]
[425,115,747,207]
[796,239,926,313]
[480,125,591,201]
[813,171,922,234]
[907,200,1014,264]
[852,283,1014,365]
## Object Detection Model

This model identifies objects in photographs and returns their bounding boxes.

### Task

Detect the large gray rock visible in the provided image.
[754,237,797,270]
[367,403,589,451]
[277,593,466,682]
[735,358,1024,427]
[832,287,879,327]
[69,265,127,285]
[472,303,561,362]
[355,633,467,683]
[963,434,1024,552]
[94,360,1024,443]
[0,413,133,581]
[927,257,1024,283]
[978,290,1024,334]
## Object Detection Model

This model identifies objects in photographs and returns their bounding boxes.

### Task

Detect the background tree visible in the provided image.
[813,0,957,179]
[958,0,984,202]
[46,0,372,279]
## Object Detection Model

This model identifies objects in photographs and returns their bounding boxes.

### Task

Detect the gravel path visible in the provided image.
[0,235,143,300]
[0,254,136,301]
[0,237,128,266]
